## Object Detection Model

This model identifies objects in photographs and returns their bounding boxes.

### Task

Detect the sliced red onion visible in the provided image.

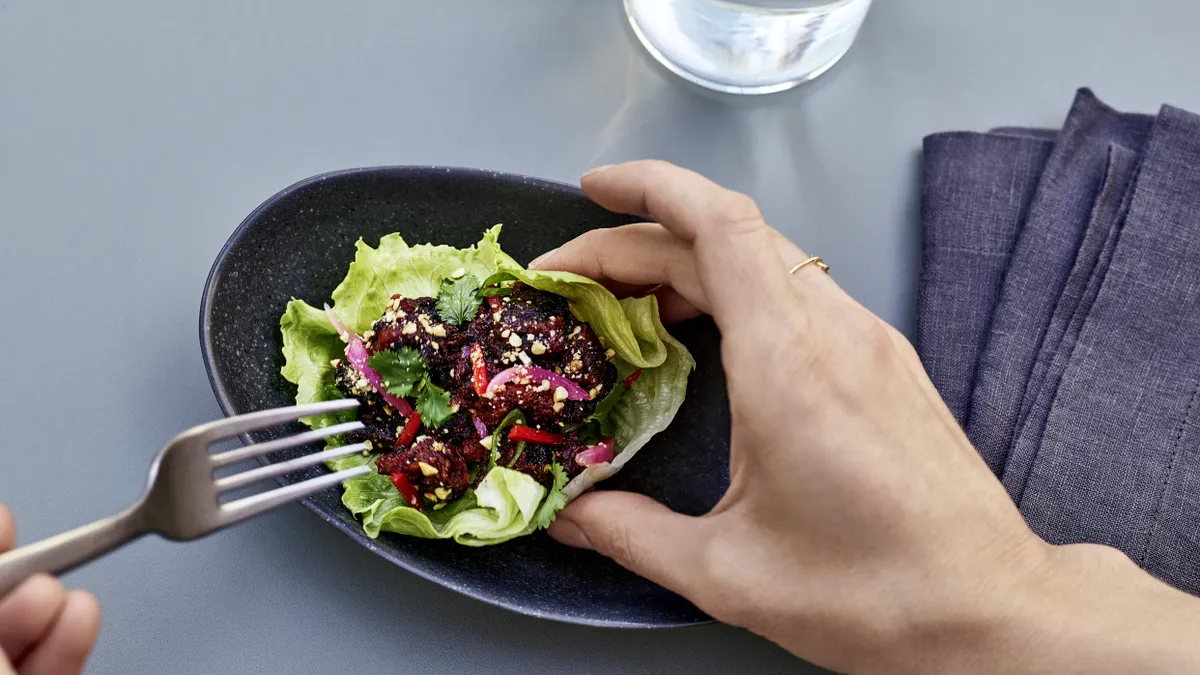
[326,305,415,417]
[575,438,614,467]
[472,415,489,439]
[344,339,415,417]
[484,366,590,400]
[324,304,354,343]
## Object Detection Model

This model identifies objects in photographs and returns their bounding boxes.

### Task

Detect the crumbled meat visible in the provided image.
[432,410,481,445]
[432,412,489,465]
[495,429,591,482]
[337,282,617,492]
[371,297,461,371]
[333,361,398,448]
[375,436,472,503]
[554,433,592,476]
[509,442,554,482]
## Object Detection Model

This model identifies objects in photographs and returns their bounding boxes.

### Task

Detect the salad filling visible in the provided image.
[280,226,693,545]
[332,282,624,510]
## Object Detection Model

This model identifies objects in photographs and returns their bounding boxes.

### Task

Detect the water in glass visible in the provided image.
[624,0,873,95]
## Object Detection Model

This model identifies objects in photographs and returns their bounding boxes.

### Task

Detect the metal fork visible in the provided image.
[0,400,368,596]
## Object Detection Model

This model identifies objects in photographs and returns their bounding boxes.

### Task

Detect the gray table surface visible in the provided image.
[3,1,1199,673]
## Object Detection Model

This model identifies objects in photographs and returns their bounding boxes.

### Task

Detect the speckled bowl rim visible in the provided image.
[199,165,714,629]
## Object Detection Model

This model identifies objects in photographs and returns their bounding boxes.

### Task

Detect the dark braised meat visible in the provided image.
[333,360,399,450]
[554,433,592,477]
[457,285,617,427]
[431,411,489,465]
[465,285,573,363]
[494,429,591,483]
[370,296,460,371]
[334,282,617,499]
[375,436,472,505]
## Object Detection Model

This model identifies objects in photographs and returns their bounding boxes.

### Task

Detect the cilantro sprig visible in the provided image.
[416,380,452,427]
[368,347,454,427]
[366,348,425,397]
[530,462,569,530]
[434,272,521,325]
[435,275,483,326]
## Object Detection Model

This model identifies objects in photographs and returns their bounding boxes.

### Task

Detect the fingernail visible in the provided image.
[529,247,559,269]
[548,515,594,550]
[582,164,614,179]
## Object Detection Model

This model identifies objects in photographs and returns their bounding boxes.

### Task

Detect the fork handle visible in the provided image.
[0,503,147,596]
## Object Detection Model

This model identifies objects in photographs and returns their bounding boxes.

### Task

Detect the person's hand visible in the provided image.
[535,161,1200,674]
[0,504,100,675]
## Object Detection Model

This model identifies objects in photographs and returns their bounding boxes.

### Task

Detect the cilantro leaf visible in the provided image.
[530,461,570,530]
[367,348,426,397]
[436,275,482,325]
[369,347,453,427]
[416,379,453,427]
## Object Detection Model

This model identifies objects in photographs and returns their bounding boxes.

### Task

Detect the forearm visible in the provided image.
[896,543,1200,675]
[1024,544,1200,673]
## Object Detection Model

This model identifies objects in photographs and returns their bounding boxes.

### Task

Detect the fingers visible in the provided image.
[762,226,936,389]
[652,286,704,325]
[548,491,707,597]
[582,161,751,245]
[16,590,99,675]
[0,576,67,664]
[0,504,13,552]
[581,161,795,329]
[770,230,838,295]
[531,222,709,316]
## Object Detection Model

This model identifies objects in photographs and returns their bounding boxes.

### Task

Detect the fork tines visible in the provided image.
[205,400,372,526]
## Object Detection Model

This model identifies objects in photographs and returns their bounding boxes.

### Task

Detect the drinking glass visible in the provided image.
[624,0,873,95]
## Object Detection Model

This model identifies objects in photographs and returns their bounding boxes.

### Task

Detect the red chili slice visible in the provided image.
[394,411,422,449]
[469,344,490,397]
[622,369,644,389]
[508,425,565,445]
[389,472,423,510]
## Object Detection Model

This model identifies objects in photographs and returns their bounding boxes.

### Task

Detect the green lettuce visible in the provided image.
[280,226,693,545]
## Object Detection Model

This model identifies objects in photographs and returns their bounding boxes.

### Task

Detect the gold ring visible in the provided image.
[789,256,830,276]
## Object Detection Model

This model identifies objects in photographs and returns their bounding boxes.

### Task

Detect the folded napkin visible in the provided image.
[919,89,1200,594]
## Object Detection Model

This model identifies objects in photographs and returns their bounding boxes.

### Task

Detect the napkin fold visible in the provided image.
[919,89,1200,594]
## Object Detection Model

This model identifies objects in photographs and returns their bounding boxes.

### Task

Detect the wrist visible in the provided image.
[1024,543,1200,673]
[871,535,1058,674]
[888,541,1200,675]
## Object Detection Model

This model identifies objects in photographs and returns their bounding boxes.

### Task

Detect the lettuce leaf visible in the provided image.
[563,298,694,500]
[337,454,547,545]
[279,226,693,545]
[280,301,346,429]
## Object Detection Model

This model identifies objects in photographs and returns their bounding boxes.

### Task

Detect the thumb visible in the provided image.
[548,491,706,594]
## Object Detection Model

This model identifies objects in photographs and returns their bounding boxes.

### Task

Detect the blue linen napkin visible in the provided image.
[918,89,1200,594]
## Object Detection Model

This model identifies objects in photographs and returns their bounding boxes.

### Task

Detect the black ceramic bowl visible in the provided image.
[200,167,730,627]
